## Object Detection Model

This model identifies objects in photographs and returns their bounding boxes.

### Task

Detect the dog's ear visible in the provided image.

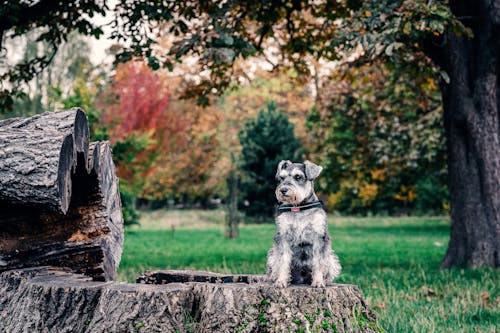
[304,160,323,180]
[276,160,291,178]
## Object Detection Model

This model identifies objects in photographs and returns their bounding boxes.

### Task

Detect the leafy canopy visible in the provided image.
[1,0,469,111]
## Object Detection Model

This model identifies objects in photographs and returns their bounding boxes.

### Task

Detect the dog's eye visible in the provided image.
[294,175,303,181]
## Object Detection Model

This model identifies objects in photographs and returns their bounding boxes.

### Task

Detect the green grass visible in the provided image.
[118,210,500,333]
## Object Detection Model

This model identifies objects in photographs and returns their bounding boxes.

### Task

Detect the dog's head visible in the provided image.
[275,160,323,205]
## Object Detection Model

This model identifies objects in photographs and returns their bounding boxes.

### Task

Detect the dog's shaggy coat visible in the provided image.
[267,160,341,287]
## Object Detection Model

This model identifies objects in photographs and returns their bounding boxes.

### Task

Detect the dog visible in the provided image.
[266,160,341,288]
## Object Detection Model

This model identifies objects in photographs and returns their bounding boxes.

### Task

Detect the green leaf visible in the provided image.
[147,56,160,70]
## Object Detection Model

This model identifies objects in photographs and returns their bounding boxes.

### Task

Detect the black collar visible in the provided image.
[277,200,324,213]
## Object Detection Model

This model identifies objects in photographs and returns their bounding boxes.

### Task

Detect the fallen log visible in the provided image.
[0,109,123,281]
[0,267,378,333]
[0,108,89,213]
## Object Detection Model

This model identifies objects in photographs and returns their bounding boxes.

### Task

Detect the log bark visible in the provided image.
[436,1,500,268]
[0,268,377,333]
[0,110,123,281]
[0,108,89,214]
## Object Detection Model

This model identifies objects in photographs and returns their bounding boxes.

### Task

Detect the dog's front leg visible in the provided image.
[311,239,326,288]
[273,241,293,288]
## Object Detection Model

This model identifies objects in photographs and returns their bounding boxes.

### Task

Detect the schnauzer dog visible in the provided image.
[267,160,341,288]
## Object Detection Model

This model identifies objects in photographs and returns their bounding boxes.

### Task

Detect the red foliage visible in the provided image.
[102,61,188,140]
[100,61,190,193]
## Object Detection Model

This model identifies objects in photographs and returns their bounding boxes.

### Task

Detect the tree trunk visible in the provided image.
[225,167,240,239]
[0,267,377,333]
[0,110,124,280]
[439,1,500,268]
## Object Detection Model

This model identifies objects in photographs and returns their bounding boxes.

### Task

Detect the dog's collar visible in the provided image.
[277,200,324,213]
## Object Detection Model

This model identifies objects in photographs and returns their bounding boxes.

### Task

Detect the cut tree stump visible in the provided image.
[0,109,123,281]
[0,268,378,333]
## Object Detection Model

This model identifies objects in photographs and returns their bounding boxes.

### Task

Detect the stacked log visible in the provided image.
[0,108,123,281]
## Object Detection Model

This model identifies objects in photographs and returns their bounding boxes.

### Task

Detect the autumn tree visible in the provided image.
[308,60,447,215]
[141,99,220,204]
[99,62,221,205]
[99,61,176,199]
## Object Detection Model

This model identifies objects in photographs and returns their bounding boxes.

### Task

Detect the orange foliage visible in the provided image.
[141,99,221,201]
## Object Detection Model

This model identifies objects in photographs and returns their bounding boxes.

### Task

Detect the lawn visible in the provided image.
[118,210,499,333]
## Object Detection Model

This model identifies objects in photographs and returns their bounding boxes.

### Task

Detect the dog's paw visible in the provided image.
[274,280,289,288]
[311,279,326,288]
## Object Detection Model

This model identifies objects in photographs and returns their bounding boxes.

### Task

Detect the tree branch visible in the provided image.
[0,0,61,33]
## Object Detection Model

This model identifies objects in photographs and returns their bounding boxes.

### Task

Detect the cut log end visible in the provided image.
[57,134,75,214]
[56,108,91,214]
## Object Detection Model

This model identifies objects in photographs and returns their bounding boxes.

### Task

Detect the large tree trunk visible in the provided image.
[0,109,124,280]
[439,1,500,268]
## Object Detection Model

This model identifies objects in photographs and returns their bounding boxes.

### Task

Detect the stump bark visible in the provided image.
[0,268,378,333]
[0,109,123,281]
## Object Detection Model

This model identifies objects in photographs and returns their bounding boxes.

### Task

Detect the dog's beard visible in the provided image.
[275,183,312,205]
[276,189,299,204]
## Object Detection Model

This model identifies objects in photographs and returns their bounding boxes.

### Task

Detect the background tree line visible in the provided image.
[1,32,448,219]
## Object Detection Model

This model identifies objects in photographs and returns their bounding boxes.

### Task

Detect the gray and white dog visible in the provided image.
[267,160,341,288]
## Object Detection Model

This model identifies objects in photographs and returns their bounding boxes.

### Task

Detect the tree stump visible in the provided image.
[0,109,123,281]
[0,268,377,333]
